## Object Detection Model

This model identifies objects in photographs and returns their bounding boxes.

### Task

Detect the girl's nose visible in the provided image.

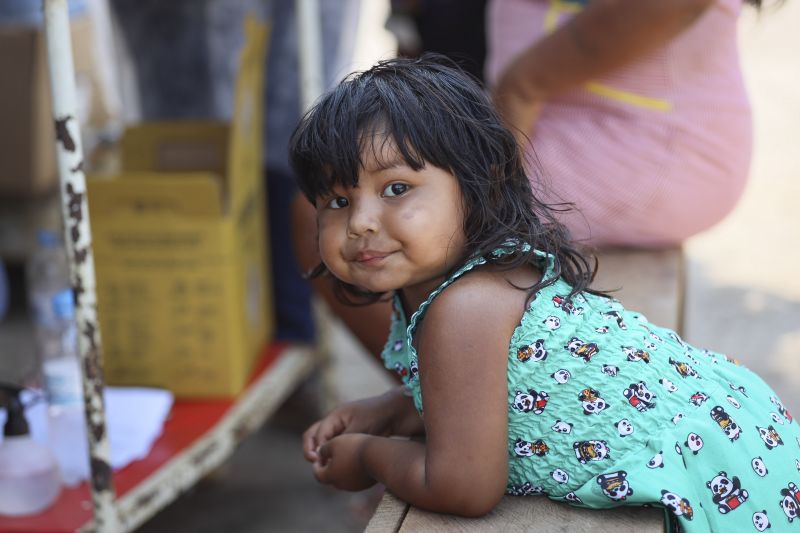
[347,198,380,237]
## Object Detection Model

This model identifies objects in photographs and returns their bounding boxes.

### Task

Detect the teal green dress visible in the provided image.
[381,246,800,532]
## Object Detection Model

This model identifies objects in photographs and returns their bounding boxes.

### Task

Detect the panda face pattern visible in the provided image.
[573,440,611,464]
[578,388,610,415]
[409,359,419,380]
[513,438,549,457]
[756,425,784,450]
[517,339,548,363]
[771,396,794,423]
[565,337,600,363]
[512,389,550,415]
[564,491,583,504]
[669,357,698,378]
[675,442,683,455]
[552,369,571,384]
[392,339,404,351]
[751,456,768,477]
[551,468,570,484]
[710,406,742,442]
[729,382,748,397]
[780,482,800,523]
[616,419,634,437]
[601,365,619,377]
[552,295,584,315]
[601,310,627,330]
[649,332,663,344]
[660,378,678,393]
[770,412,784,425]
[727,395,741,409]
[672,413,685,425]
[647,451,665,469]
[551,420,573,434]
[689,392,709,407]
[660,490,694,520]
[622,346,651,364]
[508,482,544,496]
[542,316,561,330]
[595,326,609,334]
[623,381,657,412]
[597,471,633,501]
[685,433,704,455]
[706,471,749,514]
[753,510,771,531]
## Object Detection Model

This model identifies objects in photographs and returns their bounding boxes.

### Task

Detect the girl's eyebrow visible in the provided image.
[366,155,411,173]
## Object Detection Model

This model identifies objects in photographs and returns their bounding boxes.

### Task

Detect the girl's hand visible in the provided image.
[303,388,418,464]
[312,433,376,491]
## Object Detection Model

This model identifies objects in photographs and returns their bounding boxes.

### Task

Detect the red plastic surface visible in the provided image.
[0,343,285,532]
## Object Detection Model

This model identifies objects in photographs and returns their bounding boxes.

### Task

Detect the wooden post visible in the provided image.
[42,1,119,530]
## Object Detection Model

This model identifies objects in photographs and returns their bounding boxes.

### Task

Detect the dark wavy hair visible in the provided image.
[289,54,598,304]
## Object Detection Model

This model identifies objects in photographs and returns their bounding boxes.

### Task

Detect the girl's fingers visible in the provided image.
[302,421,321,462]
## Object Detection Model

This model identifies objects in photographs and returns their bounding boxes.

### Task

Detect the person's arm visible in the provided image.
[344,272,521,516]
[303,385,423,463]
[493,0,714,139]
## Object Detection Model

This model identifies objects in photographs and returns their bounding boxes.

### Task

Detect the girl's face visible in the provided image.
[315,139,465,304]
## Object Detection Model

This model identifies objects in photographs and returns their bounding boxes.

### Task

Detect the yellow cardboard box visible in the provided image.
[87,18,272,397]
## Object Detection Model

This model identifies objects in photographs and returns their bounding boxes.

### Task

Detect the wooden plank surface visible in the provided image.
[364,492,409,533]
[400,497,664,533]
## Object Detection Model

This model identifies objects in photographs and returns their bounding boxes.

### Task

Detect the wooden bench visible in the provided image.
[365,247,685,533]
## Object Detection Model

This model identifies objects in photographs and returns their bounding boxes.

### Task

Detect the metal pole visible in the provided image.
[296,0,324,112]
[42,1,119,530]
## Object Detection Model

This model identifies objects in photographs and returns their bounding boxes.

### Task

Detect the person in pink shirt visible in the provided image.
[489,0,759,247]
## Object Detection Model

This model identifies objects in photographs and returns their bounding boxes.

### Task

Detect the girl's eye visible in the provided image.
[383,183,409,197]
[327,197,349,209]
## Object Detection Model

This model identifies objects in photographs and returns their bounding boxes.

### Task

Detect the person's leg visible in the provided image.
[291,193,392,362]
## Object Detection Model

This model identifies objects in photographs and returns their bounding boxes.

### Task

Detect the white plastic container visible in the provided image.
[0,436,62,516]
[0,387,61,516]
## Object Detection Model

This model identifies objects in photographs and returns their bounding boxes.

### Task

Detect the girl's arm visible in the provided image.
[493,0,714,138]
[303,385,423,463]
[359,272,523,516]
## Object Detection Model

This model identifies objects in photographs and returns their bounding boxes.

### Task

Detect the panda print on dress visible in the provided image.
[511,389,550,415]
[551,369,571,384]
[616,419,634,438]
[796,459,800,472]
[770,412,784,425]
[647,451,665,469]
[729,382,749,397]
[551,420,573,434]
[542,316,561,330]
[672,413,685,425]
[660,490,694,521]
[728,395,742,409]
[684,433,704,455]
[710,406,742,442]
[393,362,408,379]
[756,425,784,450]
[660,378,678,393]
[601,310,628,330]
[669,331,688,349]
[669,357,699,379]
[517,340,548,363]
[513,438,549,457]
[601,365,620,377]
[752,510,771,531]
[552,295,583,315]
[409,359,419,380]
[551,468,570,484]
[595,326,609,334]
[623,381,657,412]
[564,491,583,504]
[392,339,404,351]
[771,396,794,423]
[573,440,611,464]
[579,388,610,415]
[507,482,544,496]
[565,337,600,363]
[622,346,651,364]
[689,392,709,407]
[779,482,800,523]
[706,471,749,514]
[597,471,633,501]
[752,456,768,477]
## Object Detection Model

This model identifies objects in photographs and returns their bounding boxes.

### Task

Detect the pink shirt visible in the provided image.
[487,0,752,246]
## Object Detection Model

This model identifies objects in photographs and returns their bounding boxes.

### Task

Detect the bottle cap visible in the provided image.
[0,385,30,437]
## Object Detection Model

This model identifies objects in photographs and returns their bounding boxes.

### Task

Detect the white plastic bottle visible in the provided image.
[27,229,88,485]
[0,386,61,516]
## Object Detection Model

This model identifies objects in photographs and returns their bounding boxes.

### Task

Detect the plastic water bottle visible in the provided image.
[27,229,88,485]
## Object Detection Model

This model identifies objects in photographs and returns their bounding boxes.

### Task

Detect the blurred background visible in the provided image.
[0,0,798,531]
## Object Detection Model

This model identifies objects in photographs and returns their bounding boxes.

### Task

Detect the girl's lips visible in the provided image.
[354,251,393,265]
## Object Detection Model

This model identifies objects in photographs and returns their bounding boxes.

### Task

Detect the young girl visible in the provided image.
[293,56,800,532]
